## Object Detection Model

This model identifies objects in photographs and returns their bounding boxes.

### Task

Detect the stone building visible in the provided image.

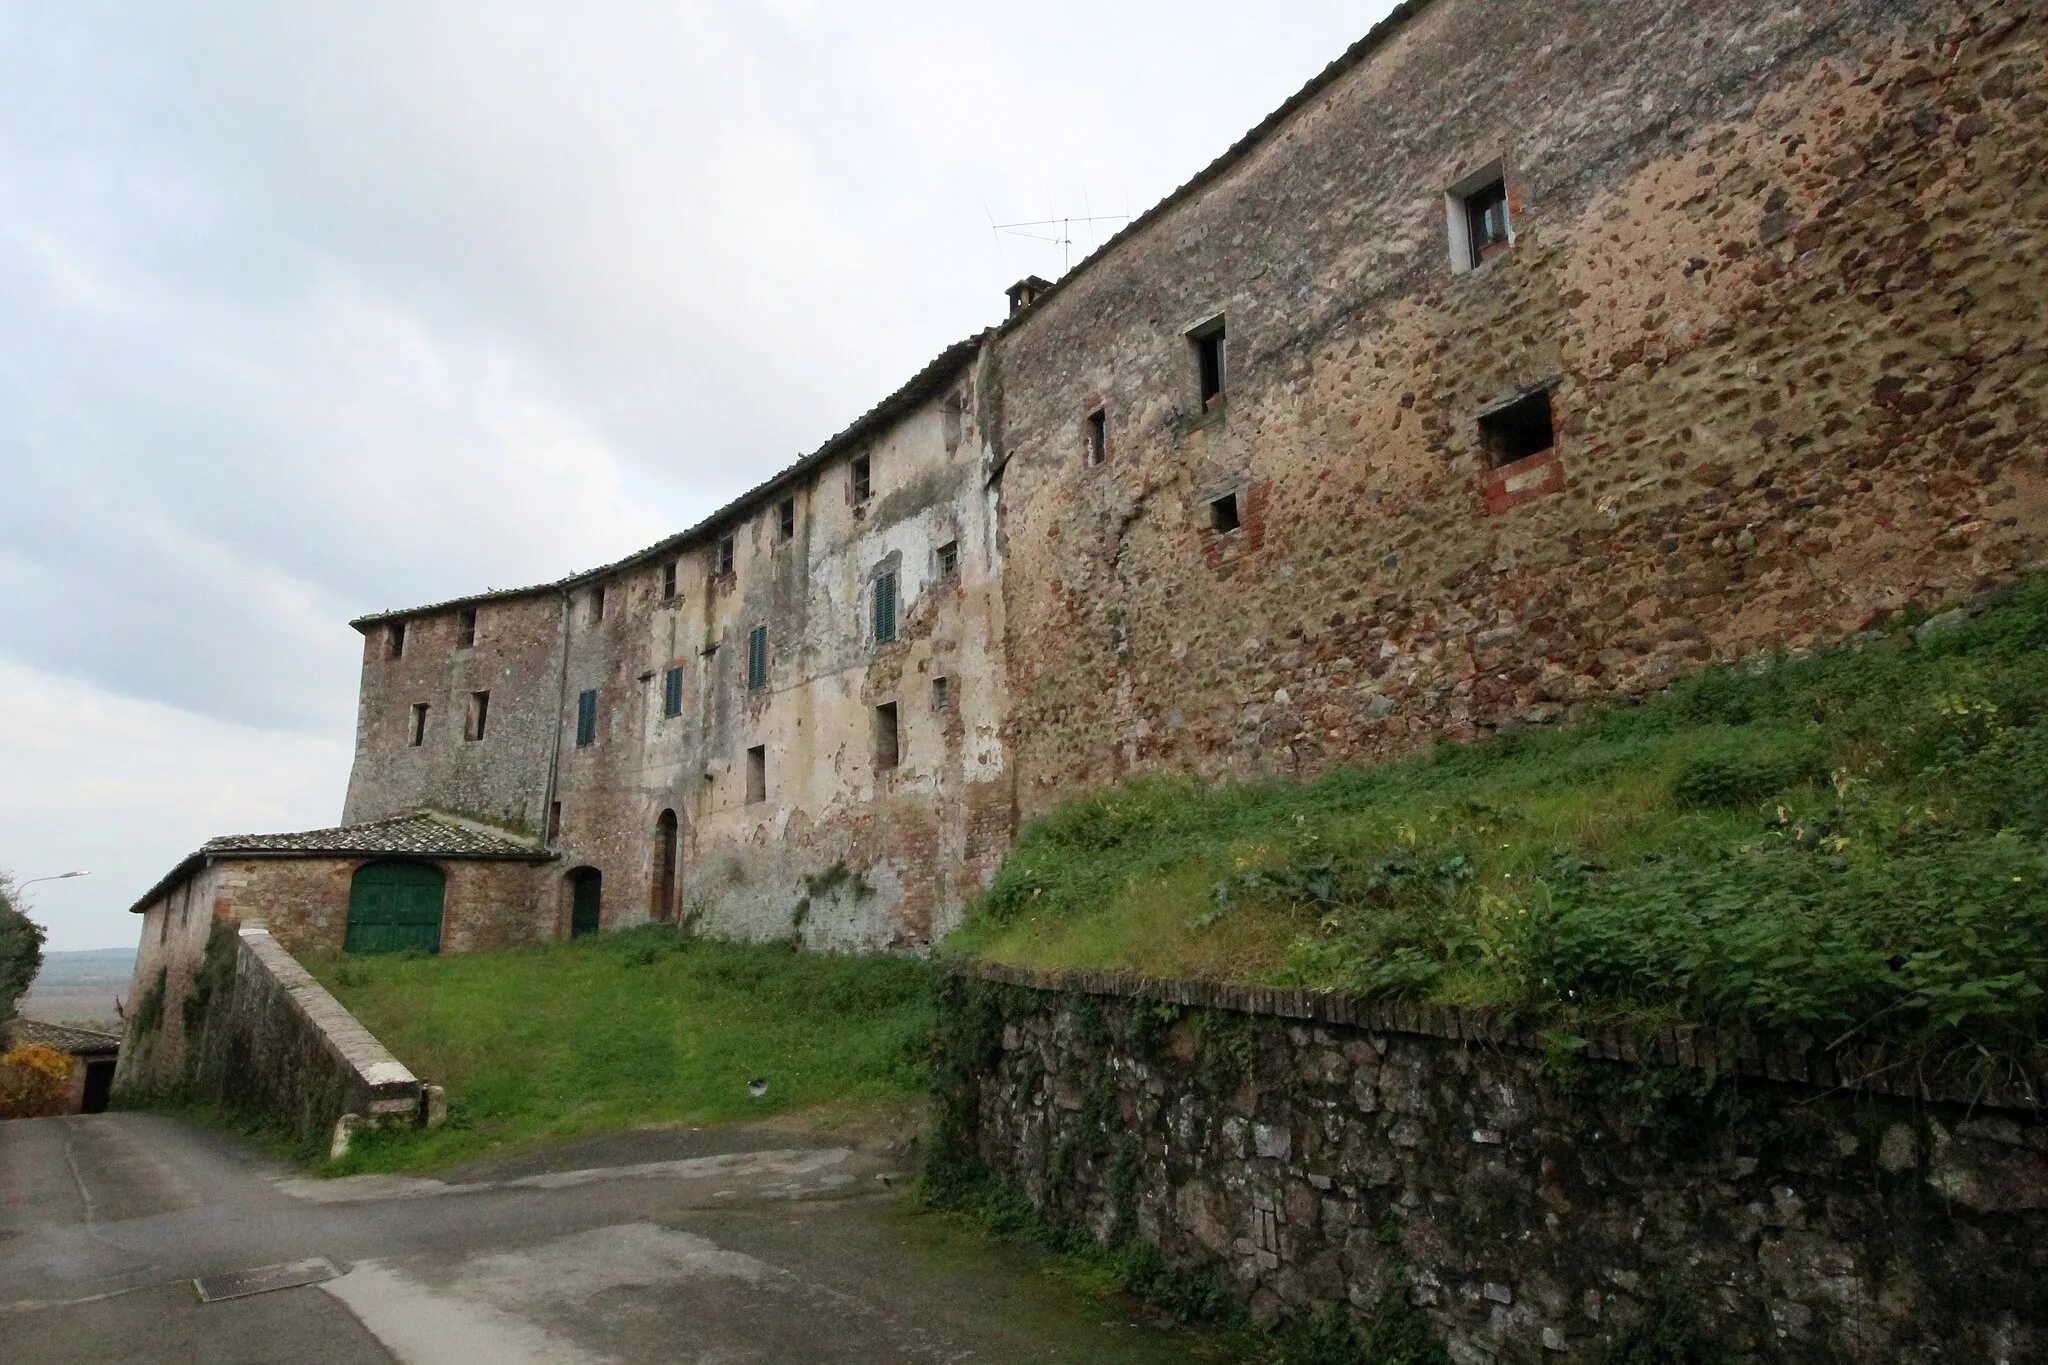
[124,0,2045,973]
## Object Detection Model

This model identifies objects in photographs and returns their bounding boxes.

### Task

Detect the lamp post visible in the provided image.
[16,871,90,893]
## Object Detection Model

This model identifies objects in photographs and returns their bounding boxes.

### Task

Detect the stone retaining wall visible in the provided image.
[948,965,2048,1363]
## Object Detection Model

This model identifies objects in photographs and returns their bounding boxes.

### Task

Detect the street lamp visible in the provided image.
[16,871,90,891]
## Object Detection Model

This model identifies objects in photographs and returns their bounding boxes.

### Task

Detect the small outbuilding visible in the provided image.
[3,1018,122,1115]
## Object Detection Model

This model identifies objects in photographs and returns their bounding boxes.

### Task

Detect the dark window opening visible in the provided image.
[1194,322,1227,412]
[778,498,796,541]
[936,541,959,581]
[1464,176,1511,265]
[467,690,490,742]
[548,801,562,841]
[851,455,872,504]
[1086,408,1107,466]
[1479,388,1556,468]
[386,621,406,659]
[409,703,429,747]
[874,571,898,644]
[457,608,476,649]
[662,561,677,600]
[589,585,606,624]
[576,688,598,748]
[568,867,602,939]
[1211,493,1241,533]
[663,666,684,718]
[874,702,900,770]
[746,745,767,804]
[932,676,951,713]
[747,625,768,691]
[716,536,736,576]
[653,810,679,920]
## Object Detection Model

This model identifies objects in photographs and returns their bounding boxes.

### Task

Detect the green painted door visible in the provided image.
[570,869,602,939]
[346,862,445,954]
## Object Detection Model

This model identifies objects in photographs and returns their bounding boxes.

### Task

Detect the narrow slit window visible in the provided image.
[747,625,768,691]
[590,585,606,624]
[457,609,476,649]
[467,690,490,742]
[851,455,872,504]
[716,536,736,576]
[548,801,562,841]
[936,541,959,581]
[778,498,796,541]
[1086,408,1107,466]
[1193,321,1227,412]
[409,703,429,747]
[386,621,407,659]
[874,571,898,644]
[663,666,684,718]
[1211,493,1241,533]
[874,702,900,770]
[1479,389,1556,468]
[746,745,767,804]
[662,561,677,601]
[576,689,598,748]
[932,676,951,713]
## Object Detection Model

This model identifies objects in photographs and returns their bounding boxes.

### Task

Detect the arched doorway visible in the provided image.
[653,810,679,921]
[347,861,446,955]
[568,867,602,939]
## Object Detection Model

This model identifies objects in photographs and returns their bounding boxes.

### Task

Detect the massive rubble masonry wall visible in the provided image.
[949,972,2047,1365]
[334,0,2045,944]
[988,0,2048,815]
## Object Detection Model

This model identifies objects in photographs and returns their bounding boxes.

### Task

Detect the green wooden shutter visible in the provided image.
[748,626,768,691]
[663,667,683,717]
[577,689,597,747]
[875,573,898,644]
[346,862,445,955]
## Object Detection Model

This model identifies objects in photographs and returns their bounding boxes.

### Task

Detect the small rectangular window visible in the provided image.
[747,624,768,691]
[662,561,677,600]
[1193,321,1227,412]
[874,571,898,644]
[548,801,561,841]
[746,745,767,804]
[936,541,959,580]
[851,455,872,504]
[457,609,476,649]
[1478,388,1556,468]
[716,536,736,576]
[467,690,490,742]
[663,666,684,718]
[386,621,406,659]
[576,688,598,748]
[778,498,796,541]
[1086,408,1107,466]
[874,701,900,770]
[589,585,606,624]
[1211,493,1241,533]
[1448,163,1512,273]
[409,702,429,746]
[932,676,950,713]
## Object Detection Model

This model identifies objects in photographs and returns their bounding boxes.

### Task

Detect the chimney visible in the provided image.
[1005,276,1054,317]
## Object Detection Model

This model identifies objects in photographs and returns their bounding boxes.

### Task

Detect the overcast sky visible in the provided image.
[0,0,1399,952]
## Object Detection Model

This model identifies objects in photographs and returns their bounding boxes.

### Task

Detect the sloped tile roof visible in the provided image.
[9,1018,122,1056]
[129,810,554,914]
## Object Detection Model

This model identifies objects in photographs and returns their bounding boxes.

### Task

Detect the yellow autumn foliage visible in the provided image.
[0,1043,74,1118]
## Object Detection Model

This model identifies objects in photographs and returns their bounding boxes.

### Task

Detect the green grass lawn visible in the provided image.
[946,577,2048,1067]
[306,932,931,1173]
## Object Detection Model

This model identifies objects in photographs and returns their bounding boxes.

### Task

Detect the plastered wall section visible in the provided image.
[988,0,2048,816]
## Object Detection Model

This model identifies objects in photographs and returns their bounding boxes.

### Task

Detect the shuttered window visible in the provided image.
[663,667,684,718]
[576,689,598,748]
[874,572,898,645]
[747,625,768,691]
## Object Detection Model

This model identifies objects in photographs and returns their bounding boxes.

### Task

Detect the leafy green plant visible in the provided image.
[1598,1276,1730,1364]
[0,873,44,1029]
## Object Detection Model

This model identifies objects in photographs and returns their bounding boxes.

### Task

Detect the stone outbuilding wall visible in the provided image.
[945,967,2047,1364]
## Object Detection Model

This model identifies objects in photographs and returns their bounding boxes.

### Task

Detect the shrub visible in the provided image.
[0,1043,73,1118]
[0,874,44,1029]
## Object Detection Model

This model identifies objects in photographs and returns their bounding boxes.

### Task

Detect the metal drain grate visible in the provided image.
[193,1256,339,1303]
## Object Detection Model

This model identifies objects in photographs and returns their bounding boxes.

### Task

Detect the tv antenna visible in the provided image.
[989,212,1131,275]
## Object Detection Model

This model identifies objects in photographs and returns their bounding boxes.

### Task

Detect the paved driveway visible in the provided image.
[0,1112,1206,1364]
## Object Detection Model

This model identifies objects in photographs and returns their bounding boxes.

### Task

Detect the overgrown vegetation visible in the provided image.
[948,578,2048,1067]
[0,871,44,1029]
[306,926,932,1172]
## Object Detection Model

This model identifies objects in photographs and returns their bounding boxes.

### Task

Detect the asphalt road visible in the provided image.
[0,1112,1207,1364]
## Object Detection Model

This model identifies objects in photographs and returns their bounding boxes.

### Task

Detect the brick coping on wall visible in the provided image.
[957,961,2046,1114]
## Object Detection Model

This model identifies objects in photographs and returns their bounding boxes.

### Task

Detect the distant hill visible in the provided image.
[19,947,136,1030]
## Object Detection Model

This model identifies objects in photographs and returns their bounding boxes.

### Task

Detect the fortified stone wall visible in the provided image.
[114,861,224,1096]
[947,972,2047,1364]
[987,0,2048,815]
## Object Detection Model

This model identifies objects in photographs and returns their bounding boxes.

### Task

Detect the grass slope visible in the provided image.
[948,577,2048,1067]
[307,930,930,1172]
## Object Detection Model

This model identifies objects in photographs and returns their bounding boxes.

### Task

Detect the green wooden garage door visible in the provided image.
[346,861,445,955]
